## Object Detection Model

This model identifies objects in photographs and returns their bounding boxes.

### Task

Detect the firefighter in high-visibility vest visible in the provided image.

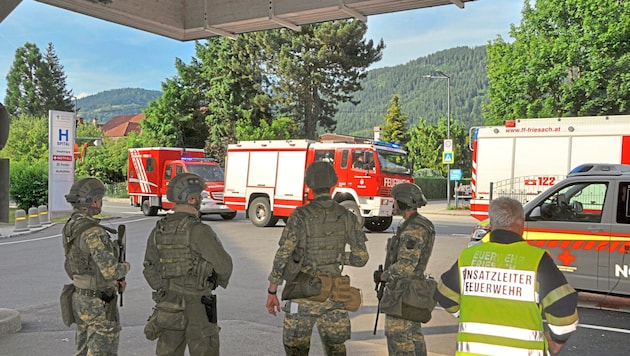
[435,197,579,355]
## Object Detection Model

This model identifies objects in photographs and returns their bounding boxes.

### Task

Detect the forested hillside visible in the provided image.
[335,46,489,136]
[76,88,161,123]
[79,47,489,132]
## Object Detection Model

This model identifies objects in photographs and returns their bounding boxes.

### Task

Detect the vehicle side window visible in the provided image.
[175,165,184,175]
[341,150,348,168]
[315,150,335,164]
[352,151,366,170]
[164,164,173,179]
[146,157,155,173]
[532,182,607,223]
[616,182,630,224]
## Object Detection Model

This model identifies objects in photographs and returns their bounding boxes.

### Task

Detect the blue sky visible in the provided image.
[0,0,523,101]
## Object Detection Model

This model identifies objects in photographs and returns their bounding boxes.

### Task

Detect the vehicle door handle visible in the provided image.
[586,226,604,233]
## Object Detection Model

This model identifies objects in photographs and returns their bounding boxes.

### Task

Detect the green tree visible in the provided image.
[42,42,74,112]
[5,43,48,117]
[0,114,49,162]
[9,159,48,210]
[258,20,384,139]
[5,42,74,117]
[141,58,209,148]
[141,37,272,161]
[235,116,297,141]
[484,0,630,124]
[381,94,409,146]
[407,118,469,177]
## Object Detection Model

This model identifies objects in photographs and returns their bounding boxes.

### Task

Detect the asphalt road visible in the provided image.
[1,200,629,355]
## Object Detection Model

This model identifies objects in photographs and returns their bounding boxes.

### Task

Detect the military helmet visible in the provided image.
[166,173,205,203]
[392,182,427,209]
[65,177,106,206]
[305,161,338,190]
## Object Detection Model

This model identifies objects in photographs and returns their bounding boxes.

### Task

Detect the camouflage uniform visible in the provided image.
[63,212,130,356]
[143,204,233,356]
[268,194,369,355]
[381,183,435,356]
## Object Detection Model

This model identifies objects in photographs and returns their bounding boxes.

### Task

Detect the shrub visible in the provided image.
[9,160,48,210]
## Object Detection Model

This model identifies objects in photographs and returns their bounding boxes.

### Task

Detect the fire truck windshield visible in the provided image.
[186,164,225,183]
[376,149,411,175]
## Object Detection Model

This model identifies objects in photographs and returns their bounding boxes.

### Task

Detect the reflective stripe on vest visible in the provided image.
[460,322,544,343]
[456,241,547,355]
[457,341,545,356]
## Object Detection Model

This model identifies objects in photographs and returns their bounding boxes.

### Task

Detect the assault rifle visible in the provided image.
[117,224,126,307]
[373,264,385,335]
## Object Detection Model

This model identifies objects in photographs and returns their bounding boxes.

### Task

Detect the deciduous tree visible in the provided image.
[484,0,630,124]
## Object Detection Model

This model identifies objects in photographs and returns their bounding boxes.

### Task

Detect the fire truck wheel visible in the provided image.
[364,216,393,232]
[248,197,278,227]
[142,199,159,216]
[220,212,237,220]
[340,200,364,226]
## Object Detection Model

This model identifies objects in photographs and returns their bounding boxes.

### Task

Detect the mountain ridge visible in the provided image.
[80,46,489,132]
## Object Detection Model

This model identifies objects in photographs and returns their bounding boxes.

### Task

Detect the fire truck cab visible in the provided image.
[128,147,235,219]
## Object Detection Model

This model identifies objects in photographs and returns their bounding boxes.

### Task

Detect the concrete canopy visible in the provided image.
[2,0,474,41]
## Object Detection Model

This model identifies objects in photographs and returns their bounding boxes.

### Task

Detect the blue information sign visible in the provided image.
[450,168,462,181]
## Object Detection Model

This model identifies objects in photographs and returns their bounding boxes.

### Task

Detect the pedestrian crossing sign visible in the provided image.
[442,151,454,164]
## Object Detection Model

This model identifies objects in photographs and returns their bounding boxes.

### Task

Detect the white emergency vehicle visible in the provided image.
[469,115,630,221]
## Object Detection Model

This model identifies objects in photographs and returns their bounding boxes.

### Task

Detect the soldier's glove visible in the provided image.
[373,270,383,284]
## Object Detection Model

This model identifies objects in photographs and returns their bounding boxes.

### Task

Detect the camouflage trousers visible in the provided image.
[281,299,351,356]
[72,293,121,356]
[155,293,220,356]
[385,315,426,356]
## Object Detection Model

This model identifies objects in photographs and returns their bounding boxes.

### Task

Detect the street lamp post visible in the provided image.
[423,71,452,207]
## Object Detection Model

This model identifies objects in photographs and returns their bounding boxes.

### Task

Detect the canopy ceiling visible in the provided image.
[2,0,475,41]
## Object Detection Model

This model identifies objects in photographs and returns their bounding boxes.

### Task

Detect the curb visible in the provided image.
[578,292,630,313]
[0,308,21,336]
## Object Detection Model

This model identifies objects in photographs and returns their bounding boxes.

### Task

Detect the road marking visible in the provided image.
[579,324,630,334]
[0,234,61,245]
[0,217,152,245]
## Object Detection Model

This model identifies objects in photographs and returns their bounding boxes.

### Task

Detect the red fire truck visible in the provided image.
[127,147,235,219]
[223,139,414,231]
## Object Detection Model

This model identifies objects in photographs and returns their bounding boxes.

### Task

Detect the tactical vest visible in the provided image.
[385,213,435,275]
[62,213,118,288]
[153,214,214,294]
[299,200,347,274]
[456,241,546,355]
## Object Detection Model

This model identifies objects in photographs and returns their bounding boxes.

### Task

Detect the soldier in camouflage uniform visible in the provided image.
[62,177,131,356]
[266,161,369,355]
[143,173,233,356]
[375,182,435,356]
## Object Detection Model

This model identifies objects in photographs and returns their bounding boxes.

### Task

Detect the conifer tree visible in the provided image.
[381,94,409,146]
[4,42,74,117]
